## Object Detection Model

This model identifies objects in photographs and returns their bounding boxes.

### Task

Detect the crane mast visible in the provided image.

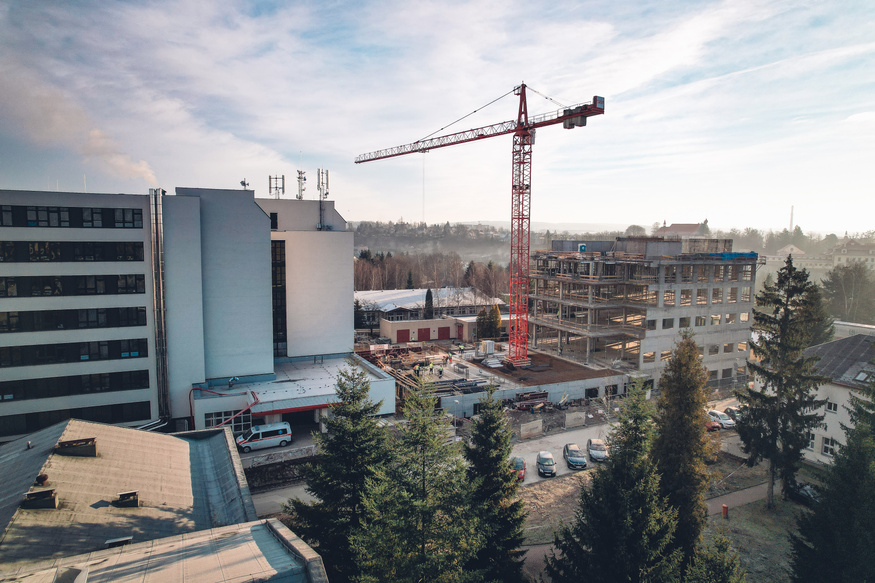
[356,84,604,365]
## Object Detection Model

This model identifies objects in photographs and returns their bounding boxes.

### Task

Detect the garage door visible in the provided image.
[418,328,431,341]
[397,329,410,343]
[438,326,450,340]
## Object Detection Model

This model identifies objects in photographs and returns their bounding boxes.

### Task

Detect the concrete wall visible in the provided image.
[256,198,346,232]
[279,230,353,357]
[803,381,852,465]
[162,195,207,419]
[175,188,273,380]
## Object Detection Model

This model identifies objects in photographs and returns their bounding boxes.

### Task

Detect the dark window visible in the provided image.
[0,241,144,262]
[270,213,278,230]
[0,400,151,437]
[0,338,148,368]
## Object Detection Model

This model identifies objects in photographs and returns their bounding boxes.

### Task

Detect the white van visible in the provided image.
[235,422,292,453]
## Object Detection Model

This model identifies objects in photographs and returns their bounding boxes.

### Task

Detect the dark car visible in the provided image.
[786,482,820,507]
[563,443,588,470]
[536,451,557,477]
[587,438,609,462]
[724,406,746,422]
[510,456,526,481]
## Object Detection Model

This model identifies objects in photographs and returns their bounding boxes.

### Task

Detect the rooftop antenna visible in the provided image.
[240,179,249,189]
[269,175,285,199]
[296,170,306,200]
[317,168,329,230]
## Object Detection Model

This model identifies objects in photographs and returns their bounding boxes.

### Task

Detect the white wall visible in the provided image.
[278,230,354,357]
[256,198,346,232]
[162,194,207,419]
[175,188,273,380]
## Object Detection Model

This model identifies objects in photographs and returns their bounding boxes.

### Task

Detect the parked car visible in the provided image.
[235,422,292,453]
[786,481,820,507]
[510,456,526,481]
[705,419,721,432]
[724,406,747,422]
[587,438,609,462]
[536,451,557,477]
[707,410,736,429]
[563,443,588,470]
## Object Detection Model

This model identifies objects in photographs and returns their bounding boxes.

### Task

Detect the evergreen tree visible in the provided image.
[798,284,834,347]
[685,534,746,583]
[652,330,711,567]
[488,305,502,339]
[736,257,826,508]
[545,379,682,583]
[424,288,434,319]
[476,308,489,340]
[463,388,527,583]
[284,365,394,583]
[354,299,364,329]
[790,378,875,582]
[821,261,875,324]
[406,270,415,289]
[352,387,482,583]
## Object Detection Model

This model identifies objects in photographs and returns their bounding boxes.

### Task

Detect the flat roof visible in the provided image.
[0,420,256,569]
[0,519,327,583]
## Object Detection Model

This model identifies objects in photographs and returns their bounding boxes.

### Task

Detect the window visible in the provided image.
[114,208,142,228]
[740,312,749,323]
[643,352,655,364]
[663,290,675,306]
[724,342,735,353]
[662,318,674,329]
[741,287,752,302]
[826,401,838,413]
[270,213,278,230]
[661,350,672,362]
[711,314,721,326]
[738,341,748,352]
[698,345,705,356]
[737,364,747,376]
[82,208,103,228]
[728,265,741,281]
[679,316,691,328]
[742,265,753,281]
[1,205,12,226]
[664,265,677,283]
[822,437,837,456]
[646,319,656,331]
[696,289,708,305]
[681,265,693,282]
[714,265,725,281]
[722,368,733,379]
[204,410,252,434]
[695,316,706,327]
[725,313,736,324]
[680,289,693,306]
[806,432,815,450]
[712,288,723,303]
[728,287,738,303]
[708,345,719,356]
[708,369,718,381]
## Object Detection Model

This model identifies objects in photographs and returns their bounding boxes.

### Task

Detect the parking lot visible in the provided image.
[511,424,613,483]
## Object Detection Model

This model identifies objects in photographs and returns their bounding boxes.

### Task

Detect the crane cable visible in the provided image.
[526,86,568,109]
[417,87,516,142]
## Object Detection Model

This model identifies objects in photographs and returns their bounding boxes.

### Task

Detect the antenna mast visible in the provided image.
[296,170,306,200]
[269,175,285,199]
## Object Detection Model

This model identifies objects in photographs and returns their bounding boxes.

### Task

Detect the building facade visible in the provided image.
[529,237,758,390]
[1,191,159,438]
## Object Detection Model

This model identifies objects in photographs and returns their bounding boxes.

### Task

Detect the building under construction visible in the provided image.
[529,237,759,391]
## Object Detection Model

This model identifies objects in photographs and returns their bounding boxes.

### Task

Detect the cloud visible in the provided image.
[80,129,158,186]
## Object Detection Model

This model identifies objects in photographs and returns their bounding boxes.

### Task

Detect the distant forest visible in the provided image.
[353,220,875,317]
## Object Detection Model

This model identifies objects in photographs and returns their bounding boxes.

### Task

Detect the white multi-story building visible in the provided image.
[1,187,393,440]
[1,191,159,437]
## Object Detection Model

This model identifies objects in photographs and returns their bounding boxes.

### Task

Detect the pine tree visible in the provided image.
[545,379,682,583]
[488,305,502,339]
[283,365,394,583]
[424,288,434,319]
[790,378,875,582]
[798,284,834,347]
[463,388,527,583]
[406,270,415,289]
[476,308,489,340]
[736,257,826,508]
[352,387,482,583]
[652,330,711,567]
[685,534,746,583]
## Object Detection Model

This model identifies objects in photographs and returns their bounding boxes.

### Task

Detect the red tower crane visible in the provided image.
[356,84,604,365]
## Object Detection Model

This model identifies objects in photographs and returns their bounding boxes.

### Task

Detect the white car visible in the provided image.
[707,410,736,429]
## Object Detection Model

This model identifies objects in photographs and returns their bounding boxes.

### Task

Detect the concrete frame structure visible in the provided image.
[1,191,159,438]
[530,237,758,390]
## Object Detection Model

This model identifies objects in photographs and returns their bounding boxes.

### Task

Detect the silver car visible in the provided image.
[587,438,610,462]
[707,410,736,429]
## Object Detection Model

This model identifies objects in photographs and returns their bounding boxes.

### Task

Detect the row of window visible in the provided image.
[272,241,287,357]
[647,313,750,331]
[0,338,148,368]
[0,274,146,297]
[0,241,145,263]
[0,370,149,402]
[0,205,143,229]
[643,344,748,363]
[806,432,839,457]
[664,287,753,307]
[204,409,253,434]
[0,307,147,334]
[665,264,754,283]
[0,401,151,437]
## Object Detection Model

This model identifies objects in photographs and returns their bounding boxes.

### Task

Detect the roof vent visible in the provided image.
[55,437,97,457]
[105,536,133,548]
[22,488,58,509]
[113,490,139,508]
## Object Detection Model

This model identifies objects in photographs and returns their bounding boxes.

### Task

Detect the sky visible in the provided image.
[0,0,873,235]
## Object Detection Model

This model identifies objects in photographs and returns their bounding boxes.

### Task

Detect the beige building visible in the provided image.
[831,240,875,269]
